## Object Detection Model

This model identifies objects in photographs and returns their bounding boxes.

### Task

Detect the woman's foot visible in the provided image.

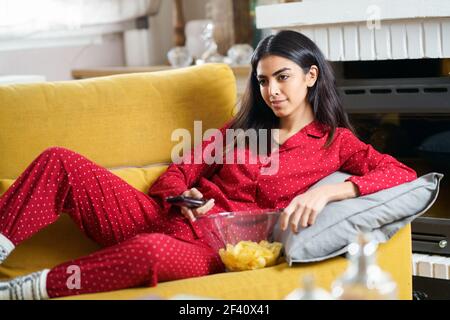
[0,233,15,264]
[0,269,50,300]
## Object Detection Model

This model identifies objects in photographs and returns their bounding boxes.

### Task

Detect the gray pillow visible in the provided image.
[273,172,443,265]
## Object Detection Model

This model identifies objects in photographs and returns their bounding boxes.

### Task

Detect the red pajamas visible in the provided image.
[46,233,224,298]
[0,120,417,298]
[0,147,224,298]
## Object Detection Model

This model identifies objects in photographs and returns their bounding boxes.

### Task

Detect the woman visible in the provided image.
[0,30,416,299]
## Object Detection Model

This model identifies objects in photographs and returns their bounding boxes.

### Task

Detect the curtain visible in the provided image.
[0,0,161,40]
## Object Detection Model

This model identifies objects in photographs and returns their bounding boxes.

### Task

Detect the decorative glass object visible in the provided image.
[167,46,193,68]
[285,275,334,300]
[198,21,221,63]
[193,20,231,65]
[227,44,254,65]
[185,19,214,59]
[331,233,398,300]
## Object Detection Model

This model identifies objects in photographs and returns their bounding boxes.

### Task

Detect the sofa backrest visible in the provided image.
[0,63,237,179]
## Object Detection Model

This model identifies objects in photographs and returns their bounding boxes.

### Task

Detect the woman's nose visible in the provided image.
[268,82,280,97]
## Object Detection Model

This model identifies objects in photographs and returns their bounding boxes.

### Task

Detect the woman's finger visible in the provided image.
[182,188,202,198]
[300,206,314,228]
[290,204,305,233]
[181,206,196,222]
[194,199,215,216]
[307,211,318,226]
[281,202,296,231]
[189,188,203,199]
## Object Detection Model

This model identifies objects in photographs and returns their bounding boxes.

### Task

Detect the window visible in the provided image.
[0,0,160,50]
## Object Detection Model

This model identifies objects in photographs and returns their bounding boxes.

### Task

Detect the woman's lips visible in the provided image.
[271,100,287,107]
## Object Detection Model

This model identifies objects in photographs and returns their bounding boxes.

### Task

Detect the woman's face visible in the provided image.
[256,55,318,119]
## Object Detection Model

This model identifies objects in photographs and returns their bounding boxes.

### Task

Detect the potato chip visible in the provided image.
[219,240,283,271]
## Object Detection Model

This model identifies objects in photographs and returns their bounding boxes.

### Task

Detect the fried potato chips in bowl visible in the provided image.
[201,210,284,271]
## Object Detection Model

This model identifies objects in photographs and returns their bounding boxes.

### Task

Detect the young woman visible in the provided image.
[0,30,416,299]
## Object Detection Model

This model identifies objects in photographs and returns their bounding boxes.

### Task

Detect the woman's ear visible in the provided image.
[307,65,319,87]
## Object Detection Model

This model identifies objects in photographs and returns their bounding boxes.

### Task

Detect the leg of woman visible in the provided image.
[0,146,178,263]
[44,233,225,298]
[1,233,223,300]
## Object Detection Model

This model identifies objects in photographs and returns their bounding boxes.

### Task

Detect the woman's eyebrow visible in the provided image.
[257,67,291,79]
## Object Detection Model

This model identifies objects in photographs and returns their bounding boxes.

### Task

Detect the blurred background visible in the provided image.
[0,0,294,81]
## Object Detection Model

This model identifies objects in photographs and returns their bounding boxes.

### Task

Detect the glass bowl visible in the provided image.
[200,210,284,271]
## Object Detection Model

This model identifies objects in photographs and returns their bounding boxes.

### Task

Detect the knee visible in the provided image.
[41,146,76,159]
[40,147,86,170]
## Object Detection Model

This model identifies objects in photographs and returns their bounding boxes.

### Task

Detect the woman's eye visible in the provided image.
[278,74,289,81]
[258,79,266,86]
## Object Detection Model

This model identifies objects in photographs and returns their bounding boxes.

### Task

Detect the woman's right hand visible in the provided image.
[180,188,215,222]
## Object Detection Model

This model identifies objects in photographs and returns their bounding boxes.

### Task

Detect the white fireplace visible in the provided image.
[256,0,450,61]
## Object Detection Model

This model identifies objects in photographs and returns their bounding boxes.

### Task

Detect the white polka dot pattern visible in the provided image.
[46,233,223,298]
[149,121,417,214]
[0,120,416,298]
[0,147,222,298]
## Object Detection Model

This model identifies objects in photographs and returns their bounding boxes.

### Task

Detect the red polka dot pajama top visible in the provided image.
[0,120,416,298]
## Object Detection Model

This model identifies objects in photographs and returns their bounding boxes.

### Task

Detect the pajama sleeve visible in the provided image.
[338,128,417,196]
[147,125,227,211]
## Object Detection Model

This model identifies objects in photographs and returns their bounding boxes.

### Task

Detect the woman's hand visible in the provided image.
[280,182,359,233]
[180,188,215,222]
[280,187,330,233]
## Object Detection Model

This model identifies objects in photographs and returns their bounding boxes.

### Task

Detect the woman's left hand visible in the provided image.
[280,186,331,233]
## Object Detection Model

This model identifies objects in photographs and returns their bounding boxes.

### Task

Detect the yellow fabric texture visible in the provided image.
[0,64,236,179]
[0,63,413,299]
[58,226,412,300]
[0,179,14,195]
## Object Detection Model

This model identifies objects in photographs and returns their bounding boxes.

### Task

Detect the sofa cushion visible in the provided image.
[274,172,443,265]
[0,165,168,278]
[109,164,169,193]
[0,63,236,179]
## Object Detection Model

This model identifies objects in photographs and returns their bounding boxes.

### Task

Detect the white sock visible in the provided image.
[0,233,15,264]
[0,269,50,300]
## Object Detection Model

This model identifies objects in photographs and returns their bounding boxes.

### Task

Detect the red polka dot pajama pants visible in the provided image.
[0,147,224,298]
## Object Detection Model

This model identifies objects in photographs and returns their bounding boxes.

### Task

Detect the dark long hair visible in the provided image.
[229,30,354,148]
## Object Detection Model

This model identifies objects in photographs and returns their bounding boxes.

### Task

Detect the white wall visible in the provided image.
[0,34,125,82]
[0,0,208,81]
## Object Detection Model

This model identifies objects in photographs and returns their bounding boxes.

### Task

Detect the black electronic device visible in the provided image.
[166,195,208,208]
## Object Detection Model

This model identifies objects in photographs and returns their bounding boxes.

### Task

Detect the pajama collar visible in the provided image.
[280,120,328,150]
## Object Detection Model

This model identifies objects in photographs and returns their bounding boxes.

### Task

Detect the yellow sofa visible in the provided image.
[0,63,413,300]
